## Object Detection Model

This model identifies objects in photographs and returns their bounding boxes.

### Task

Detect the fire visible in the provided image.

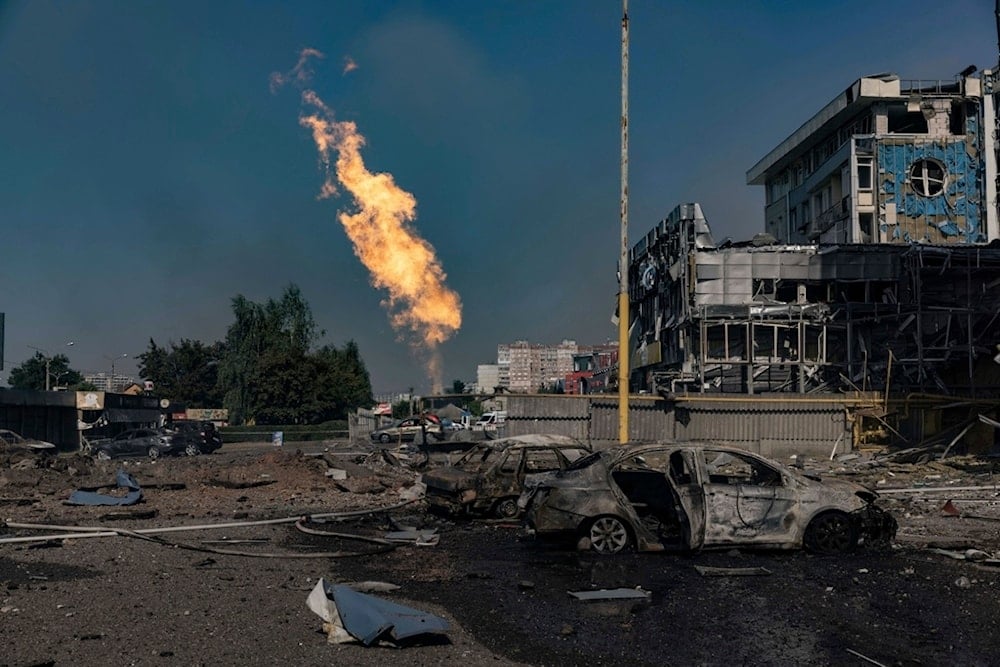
[279,51,462,392]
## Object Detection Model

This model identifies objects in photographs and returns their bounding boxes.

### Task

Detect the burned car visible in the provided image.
[519,442,896,555]
[0,429,56,453]
[422,434,592,518]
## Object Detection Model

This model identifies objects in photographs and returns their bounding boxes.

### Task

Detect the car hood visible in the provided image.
[421,467,480,493]
[791,471,879,504]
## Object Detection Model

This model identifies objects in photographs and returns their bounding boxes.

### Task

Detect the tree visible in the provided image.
[8,353,84,391]
[137,338,224,407]
[218,285,321,425]
[450,379,466,394]
[217,284,372,425]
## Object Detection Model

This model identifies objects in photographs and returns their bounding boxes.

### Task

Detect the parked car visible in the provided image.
[0,429,56,453]
[422,434,592,518]
[167,420,223,455]
[370,416,444,444]
[91,428,187,461]
[519,442,896,555]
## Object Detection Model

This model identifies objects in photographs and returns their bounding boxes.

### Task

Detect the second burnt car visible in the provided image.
[421,434,592,518]
[519,442,896,555]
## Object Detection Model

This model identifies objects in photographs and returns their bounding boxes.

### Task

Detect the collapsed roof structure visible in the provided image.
[627,70,1000,402]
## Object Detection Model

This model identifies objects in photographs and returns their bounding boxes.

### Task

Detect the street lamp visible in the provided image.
[104,353,127,392]
[27,342,75,391]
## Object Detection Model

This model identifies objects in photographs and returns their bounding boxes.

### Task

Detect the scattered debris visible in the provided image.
[568,587,651,601]
[845,647,887,667]
[383,528,439,546]
[342,581,401,593]
[694,565,771,577]
[208,478,277,490]
[65,470,142,506]
[306,578,449,646]
[99,509,157,521]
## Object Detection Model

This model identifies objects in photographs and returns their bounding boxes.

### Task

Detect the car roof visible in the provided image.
[474,434,590,452]
[602,441,777,463]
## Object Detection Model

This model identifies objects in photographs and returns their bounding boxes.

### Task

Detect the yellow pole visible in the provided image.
[618,0,630,444]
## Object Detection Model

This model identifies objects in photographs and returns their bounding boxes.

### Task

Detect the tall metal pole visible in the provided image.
[618,0,630,444]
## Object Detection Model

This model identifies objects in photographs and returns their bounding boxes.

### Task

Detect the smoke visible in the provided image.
[273,49,462,393]
[269,47,325,93]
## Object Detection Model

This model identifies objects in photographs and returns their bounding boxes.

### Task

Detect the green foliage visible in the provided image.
[8,353,84,391]
[450,379,465,394]
[392,400,411,419]
[217,284,373,425]
[137,338,224,407]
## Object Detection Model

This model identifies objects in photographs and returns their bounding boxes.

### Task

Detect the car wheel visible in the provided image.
[147,446,160,461]
[185,443,200,456]
[379,433,391,444]
[587,516,631,554]
[493,497,520,519]
[95,450,111,461]
[804,511,857,554]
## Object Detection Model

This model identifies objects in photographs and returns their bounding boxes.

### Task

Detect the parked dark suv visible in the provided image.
[168,420,223,455]
[92,428,186,461]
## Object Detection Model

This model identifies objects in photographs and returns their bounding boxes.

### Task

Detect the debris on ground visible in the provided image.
[306,578,449,646]
[693,565,772,577]
[65,469,142,506]
[567,587,651,601]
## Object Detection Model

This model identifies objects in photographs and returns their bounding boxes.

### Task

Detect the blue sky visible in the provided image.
[0,0,994,393]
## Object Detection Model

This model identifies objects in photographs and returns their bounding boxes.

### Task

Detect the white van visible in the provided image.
[473,411,507,431]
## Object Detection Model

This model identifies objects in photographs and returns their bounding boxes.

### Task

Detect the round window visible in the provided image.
[909,158,946,197]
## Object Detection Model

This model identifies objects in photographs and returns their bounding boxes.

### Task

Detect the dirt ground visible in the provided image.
[3,442,1000,666]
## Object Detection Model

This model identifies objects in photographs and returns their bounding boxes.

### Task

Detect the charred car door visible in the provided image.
[609,449,694,551]
[699,449,799,547]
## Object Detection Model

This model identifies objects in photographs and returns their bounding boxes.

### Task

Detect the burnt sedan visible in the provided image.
[519,442,895,555]
[422,434,592,519]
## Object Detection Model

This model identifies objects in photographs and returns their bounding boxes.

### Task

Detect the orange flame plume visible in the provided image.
[297,89,462,392]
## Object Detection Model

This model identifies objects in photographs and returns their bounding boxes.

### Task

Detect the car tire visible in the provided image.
[587,515,632,554]
[804,511,857,554]
[185,443,200,456]
[147,446,160,461]
[379,433,391,444]
[95,449,111,461]
[493,497,520,519]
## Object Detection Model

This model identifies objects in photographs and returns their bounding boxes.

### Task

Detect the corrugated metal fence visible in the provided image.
[502,394,856,458]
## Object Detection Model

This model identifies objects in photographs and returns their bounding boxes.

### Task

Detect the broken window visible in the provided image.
[523,448,561,473]
[702,451,783,487]
[859,212,875,243]
[499,450,522,475]
[857,158,873,191]
[909,158,946,197]
[669,451,694,485]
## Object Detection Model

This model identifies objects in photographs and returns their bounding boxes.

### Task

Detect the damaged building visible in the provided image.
[628,71,1000,416]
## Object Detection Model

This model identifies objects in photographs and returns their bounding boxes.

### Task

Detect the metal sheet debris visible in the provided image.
[694,565,772,577]
[306,578,449,646]
[66,470,142,506]
[568,587,652,601]
[383,528,439,546]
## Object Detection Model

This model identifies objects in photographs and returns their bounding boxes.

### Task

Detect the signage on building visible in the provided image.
[185,408,229,421]
[76,391,104,410]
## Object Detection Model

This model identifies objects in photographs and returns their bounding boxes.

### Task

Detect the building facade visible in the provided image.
[627,69,1000,399]
[747,73,997,246]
